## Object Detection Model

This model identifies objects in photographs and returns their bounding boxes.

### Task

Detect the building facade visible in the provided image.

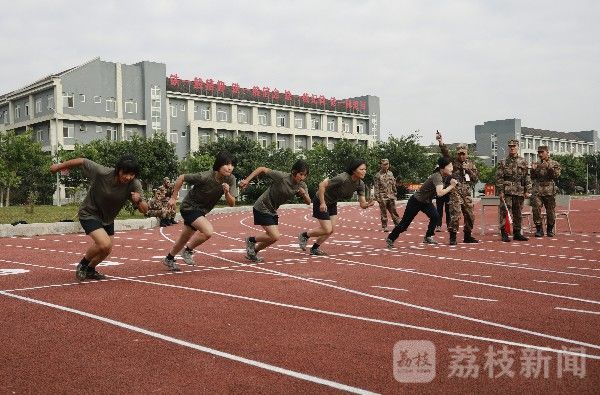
[0,58,380,161]
[475,119,598,166]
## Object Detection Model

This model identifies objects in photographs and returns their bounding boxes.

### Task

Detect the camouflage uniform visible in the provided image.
[440,143,479,240]
[530,149,561,234]
[495,141,532,236]
[146,187,175,226]
[374,169,400,229]
[162,177,177,223]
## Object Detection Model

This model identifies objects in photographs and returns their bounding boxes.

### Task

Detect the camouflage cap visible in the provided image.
[507,139,519,146]
[456,144,468,153]
[537,145,549,152]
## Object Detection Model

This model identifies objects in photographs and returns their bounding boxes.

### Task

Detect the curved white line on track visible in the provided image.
[0,290,377,395]
[160,227,600,353]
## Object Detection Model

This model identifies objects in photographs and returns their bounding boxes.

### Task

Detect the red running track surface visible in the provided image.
[1,197,599,393]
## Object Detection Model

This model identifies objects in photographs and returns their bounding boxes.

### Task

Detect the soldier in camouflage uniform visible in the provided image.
[146,187,175,227]
[530,145,561,237]
[373,158,400,232]
[495,139,532,242]
[437,132,479,245]
[162,177,177,225]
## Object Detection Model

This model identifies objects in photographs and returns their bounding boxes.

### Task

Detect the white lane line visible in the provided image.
[371,286,409,292]
[534,280,580,286]
[456,273,492,278]
[555,307,600,316]
[453,295,498,302]
[183,227,600,352]
[0,291,376,395]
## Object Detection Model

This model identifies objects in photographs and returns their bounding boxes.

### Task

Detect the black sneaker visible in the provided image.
[163,256,181,272]
[245,253,264,263]
[298,233,309,251]
[310,248,328,256]
[386,238,394,249]
[76,263,88,280]
[423,236,438,245]
[86,267,107,280]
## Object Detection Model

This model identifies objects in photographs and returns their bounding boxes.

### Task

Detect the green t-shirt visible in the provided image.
[78,159,143,224]
[323,172,365,204]
[180,170,237,213]
[414,172,443,203]
[253,170,308,215]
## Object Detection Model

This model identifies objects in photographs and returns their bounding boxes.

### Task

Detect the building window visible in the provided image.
[311,116,320,130]
[125,129,134,141]
[294,137,304,151]
[36,130,42,141]
[258,137,268,148]
[356,124,364,134]
[258,113,267,126]
[125,101,136,114]
[94,96,102,103]
[181,129,187,137]
[277,139,286,149]
[2,110,7,124]
[105,98,116,112]
[47,96,54,110]
[35,99,42,113]
[200,133,210,143]
[194,105,198,113]
[96,125,102,134]
[63,93,74,108]
[327,119,335,132]
[179,103,186,111]
[276,114,286,127]
[238,110,248,124]
[201,108,210,120]
[25,104,29,116]
[170,131,178,144]
[63,124,74,138]
[80,94,85,103]
[217,109,228,122]
[15,105,21,119]
[106,126,118,141]
[342,123,350,133]
[170,104,177,118]
[294,117,303,129]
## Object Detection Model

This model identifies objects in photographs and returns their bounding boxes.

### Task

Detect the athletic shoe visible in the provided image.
[245,253,264,263]
[245,237,257,259]
[163,256,181,272]
[423,236,438,245]
[386,238,394,249]
[181,249,196,266]
[85,267,107,280]
[76,263,88,280]
[298,233,309,251]
[310,248,328,256]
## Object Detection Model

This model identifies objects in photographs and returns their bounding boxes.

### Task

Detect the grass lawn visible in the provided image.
[0,204,148,225]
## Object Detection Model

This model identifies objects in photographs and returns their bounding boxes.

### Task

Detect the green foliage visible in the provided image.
[373,134,433,183]
[0,130,54,206]
[553,154,587,194]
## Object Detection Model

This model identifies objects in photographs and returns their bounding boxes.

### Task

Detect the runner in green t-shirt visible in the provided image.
[239,160,311,262]
[298,159,375,256]
[163,152,237,271]
[50,155,149,280]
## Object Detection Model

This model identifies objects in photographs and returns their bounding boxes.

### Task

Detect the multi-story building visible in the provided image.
[475,119,598,166]
[0,58,380,161]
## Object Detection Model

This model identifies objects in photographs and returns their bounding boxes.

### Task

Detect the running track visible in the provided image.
[1,198,599,393]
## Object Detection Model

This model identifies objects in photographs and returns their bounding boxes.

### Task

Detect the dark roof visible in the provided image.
[521,127,592,142]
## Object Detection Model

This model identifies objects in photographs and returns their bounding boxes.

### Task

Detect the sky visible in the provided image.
[1,0,598,145]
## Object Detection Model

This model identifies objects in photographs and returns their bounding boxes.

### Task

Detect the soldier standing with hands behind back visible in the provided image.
[495,139,532,242]
[530,146,561,237]
[373,158,400,232]
[436,131,480,245]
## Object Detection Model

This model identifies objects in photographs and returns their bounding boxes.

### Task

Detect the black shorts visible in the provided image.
[253,208,278,226]
[180,209,207,230]
[312,198,337,220]
[80,218,115,236]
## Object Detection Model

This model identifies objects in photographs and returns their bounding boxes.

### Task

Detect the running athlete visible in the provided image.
[386,156,457,248]
[298,159,374,256]
[50,155,148,280]
[239,160,311,262]
[163,152,237,271]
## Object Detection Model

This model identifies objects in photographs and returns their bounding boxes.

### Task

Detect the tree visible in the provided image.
[0,130,53,206]
[373,134,432,183]
[553,154,587,194]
